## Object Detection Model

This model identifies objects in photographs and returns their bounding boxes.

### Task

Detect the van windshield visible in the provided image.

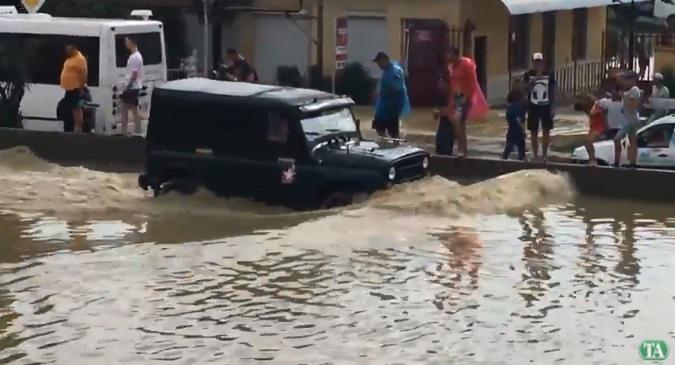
[301,108,357,141]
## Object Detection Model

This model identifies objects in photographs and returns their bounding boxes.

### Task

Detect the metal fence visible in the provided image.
[601,30,675,82]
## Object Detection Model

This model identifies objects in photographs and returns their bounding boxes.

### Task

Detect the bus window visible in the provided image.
[0,33,100,86]
[115,32,162,67]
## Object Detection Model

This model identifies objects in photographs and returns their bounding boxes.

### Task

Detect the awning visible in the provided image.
[500,0,649,15]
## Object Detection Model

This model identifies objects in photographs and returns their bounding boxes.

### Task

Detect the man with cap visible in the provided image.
[523,52,556,161]
[372,51,410,138]
[613,86,642,168]
[646,72,670,125]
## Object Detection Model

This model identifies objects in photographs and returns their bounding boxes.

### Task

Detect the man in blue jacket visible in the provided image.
[372,51,410,138]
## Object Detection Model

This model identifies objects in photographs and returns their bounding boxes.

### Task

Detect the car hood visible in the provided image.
[315,140,427,168]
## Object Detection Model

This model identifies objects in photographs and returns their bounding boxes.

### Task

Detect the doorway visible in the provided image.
[542,11,556,69]
[474,36,487,97]
[403,19,449,106]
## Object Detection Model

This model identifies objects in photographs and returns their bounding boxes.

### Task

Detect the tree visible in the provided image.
[0,38,28,128]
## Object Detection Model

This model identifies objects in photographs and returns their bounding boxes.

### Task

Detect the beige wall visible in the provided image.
[460,0,509,78]
[655,49,675,73]
[319,0,461,75]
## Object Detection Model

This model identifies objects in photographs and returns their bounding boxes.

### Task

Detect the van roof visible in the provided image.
[0,14,162,29]
[158,78,338,107]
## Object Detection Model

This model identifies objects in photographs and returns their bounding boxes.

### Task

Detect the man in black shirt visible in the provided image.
[523,52,556,161]
[223,48,258,83]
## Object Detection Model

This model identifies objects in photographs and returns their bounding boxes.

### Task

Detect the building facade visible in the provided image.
[132,0,611,105]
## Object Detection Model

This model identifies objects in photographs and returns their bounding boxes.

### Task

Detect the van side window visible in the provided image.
[115,33,162,67]
[0,33,100,86]
[267,112,289,143]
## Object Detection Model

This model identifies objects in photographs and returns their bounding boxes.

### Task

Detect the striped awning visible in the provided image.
[499,0,649,15]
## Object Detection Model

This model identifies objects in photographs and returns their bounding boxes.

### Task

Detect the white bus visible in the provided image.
[0,10,167,135]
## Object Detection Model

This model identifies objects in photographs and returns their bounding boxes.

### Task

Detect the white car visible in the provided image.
[572,115,675,168]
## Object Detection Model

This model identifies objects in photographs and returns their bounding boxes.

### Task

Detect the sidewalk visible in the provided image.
[354,106,589,159]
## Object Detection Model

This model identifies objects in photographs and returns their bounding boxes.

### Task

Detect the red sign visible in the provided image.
[336,17,348,69]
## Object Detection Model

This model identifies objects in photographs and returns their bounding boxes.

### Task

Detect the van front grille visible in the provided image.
[394,155,426,183]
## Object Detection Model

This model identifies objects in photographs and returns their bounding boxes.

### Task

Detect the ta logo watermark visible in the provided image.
[640,340,670,361]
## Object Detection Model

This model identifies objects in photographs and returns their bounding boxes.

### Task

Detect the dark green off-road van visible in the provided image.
[138,78,429,208]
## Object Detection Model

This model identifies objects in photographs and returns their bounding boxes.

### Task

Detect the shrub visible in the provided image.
[307,65,331,92]
[0,38,28,129]
[335,62,375,105]
[277,65,303,88]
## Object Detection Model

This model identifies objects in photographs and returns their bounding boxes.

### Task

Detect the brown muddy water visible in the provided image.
[0,147,674,365]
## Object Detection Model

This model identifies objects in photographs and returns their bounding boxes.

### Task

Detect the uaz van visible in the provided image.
[138,78,429,208]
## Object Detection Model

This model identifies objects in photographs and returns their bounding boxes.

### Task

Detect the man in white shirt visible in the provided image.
[120,36,144,136]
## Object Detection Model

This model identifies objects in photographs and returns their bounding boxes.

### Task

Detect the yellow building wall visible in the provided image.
[587,7,606,60]
[460,0,509,78]
[529,13,542,62]
[655,49,675,72]
[554,10,574,67]
[319,0,461,75]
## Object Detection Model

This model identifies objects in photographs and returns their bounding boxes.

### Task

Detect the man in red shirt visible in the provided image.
[446,46,480,157]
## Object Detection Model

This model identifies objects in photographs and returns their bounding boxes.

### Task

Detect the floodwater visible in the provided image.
[0,147,674,365]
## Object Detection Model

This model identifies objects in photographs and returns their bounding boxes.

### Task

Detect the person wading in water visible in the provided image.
[372,51,410,138]
[446,46,489,157]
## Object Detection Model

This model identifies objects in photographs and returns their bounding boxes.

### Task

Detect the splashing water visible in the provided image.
[0,147,574,219]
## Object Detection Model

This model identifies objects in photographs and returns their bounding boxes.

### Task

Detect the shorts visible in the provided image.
[599,128,619,141]
[527,104,554,132]
[435,116,455,155]
[372,117,400,138]
[615,123,638,141]
[120,89,140,106]
[63,89,86,109]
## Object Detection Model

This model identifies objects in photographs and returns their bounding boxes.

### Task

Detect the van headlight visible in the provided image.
[388,167,396,181]
[422,157,429,169]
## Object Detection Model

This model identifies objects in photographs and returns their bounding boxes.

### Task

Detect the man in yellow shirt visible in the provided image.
[60,41,88,133]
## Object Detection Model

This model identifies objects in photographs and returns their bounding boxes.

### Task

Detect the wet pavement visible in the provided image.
[0,148,674,364]
[354,106,589,159]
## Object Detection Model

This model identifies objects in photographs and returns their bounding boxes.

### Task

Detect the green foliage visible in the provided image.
[0,38,28,128]
[277,65,303,88]
[307,65,331,92]
[661,66,675,97]
[335,62,375,105]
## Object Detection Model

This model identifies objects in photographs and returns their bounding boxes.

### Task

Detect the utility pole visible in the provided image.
[316,0,324,72]
[203,0,210,76]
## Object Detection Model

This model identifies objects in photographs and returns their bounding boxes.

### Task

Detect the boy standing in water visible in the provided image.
[502,89,527,161]
[434,68,454,155]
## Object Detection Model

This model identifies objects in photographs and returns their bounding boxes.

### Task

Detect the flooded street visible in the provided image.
[1,148,674,364]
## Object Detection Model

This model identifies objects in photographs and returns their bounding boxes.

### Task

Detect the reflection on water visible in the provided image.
[1,196,674,364]
[0,148,673,364]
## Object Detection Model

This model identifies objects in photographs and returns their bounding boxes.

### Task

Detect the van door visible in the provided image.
[636,124,675,168]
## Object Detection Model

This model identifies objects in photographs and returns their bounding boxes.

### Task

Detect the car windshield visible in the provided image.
[301,108,357,141]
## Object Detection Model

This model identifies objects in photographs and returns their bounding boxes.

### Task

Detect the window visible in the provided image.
[638,124,674,148]
[115,33,163,68]
[572,8,588,61]
[511,14,530,70]
[267,113,290,143]
[0,33,99,86]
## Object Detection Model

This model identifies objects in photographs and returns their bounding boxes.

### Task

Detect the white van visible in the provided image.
[0,10,167,135]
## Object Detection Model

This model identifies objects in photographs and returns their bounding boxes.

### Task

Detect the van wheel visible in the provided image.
[321,191,354,209]
[161,179,198,196]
